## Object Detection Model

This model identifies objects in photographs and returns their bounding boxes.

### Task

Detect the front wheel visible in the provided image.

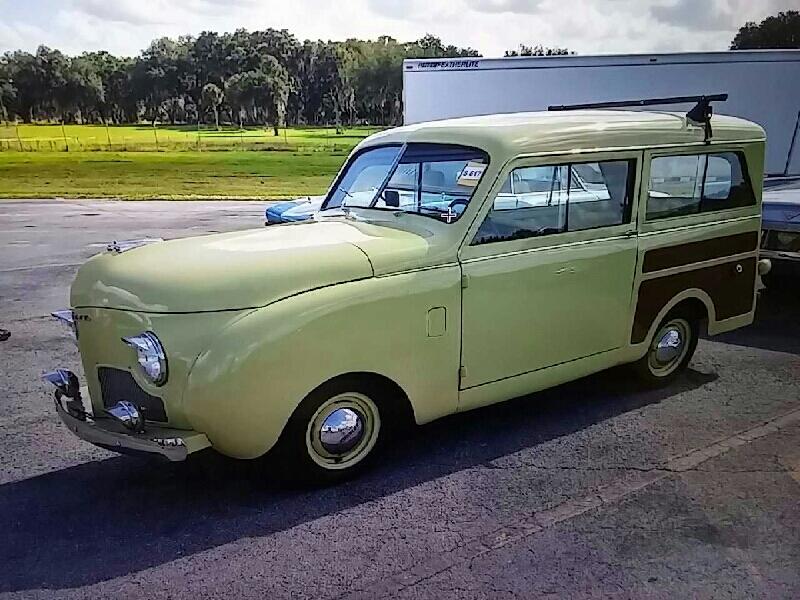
[270,378,383,485]
[632,314,699,386]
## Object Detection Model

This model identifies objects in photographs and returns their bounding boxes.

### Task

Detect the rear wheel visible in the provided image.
[633,313,699,385]
[271,377,385,485]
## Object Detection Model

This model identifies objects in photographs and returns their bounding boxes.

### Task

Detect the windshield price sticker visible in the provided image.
[457,162,486,187]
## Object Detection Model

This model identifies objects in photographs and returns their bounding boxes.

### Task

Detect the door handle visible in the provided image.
[623,230,637,238]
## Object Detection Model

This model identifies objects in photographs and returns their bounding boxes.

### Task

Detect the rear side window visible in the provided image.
[473,159,634,245]
[646,152,754,220]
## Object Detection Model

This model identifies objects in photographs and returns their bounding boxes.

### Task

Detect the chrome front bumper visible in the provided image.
[760,249,800,263]
[48,371,210,462]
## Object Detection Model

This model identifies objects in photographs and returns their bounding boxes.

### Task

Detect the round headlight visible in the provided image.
[122,332,168,386]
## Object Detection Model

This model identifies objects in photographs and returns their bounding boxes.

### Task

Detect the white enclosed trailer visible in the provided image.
[402,51,800,176]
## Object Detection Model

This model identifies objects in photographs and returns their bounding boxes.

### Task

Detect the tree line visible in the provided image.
[0,31,488,131]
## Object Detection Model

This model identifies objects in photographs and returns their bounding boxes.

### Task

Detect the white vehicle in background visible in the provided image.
[265,162,612,225]
[402,51,800,177]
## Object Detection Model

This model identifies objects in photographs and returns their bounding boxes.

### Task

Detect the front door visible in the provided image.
[458,152,641,402]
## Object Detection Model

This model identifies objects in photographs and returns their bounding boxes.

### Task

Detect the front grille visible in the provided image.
[97,367,168,423]
[762,229,800,253]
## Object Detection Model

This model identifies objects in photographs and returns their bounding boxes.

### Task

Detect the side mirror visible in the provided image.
[384,190,400,207]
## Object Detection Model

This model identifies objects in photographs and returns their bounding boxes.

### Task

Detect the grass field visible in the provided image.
[0,124,373,199]
[0,151,349,199]
[0,123,374,153]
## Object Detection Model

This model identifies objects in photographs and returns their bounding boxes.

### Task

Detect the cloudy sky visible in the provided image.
[0,0,797,57]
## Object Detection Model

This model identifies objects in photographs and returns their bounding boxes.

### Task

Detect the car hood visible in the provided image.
[762,192,800,232]
[71,222,378,313]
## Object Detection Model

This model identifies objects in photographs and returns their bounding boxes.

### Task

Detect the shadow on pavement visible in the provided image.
[2,367,716,592]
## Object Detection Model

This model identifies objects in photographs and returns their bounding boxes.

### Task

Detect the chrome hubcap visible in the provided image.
[648,318,691,376]
[306,392,380,470]
[319,408,365,455]
[654,328,684,365]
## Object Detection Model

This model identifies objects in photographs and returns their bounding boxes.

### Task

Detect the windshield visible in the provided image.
[324,145,402,210]
[323,143,489,223]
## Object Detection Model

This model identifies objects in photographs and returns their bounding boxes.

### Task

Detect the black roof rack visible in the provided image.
[548,94,728,142]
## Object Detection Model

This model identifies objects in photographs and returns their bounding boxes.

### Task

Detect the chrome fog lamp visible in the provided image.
[122,332,168,386]
[106,400,145,432]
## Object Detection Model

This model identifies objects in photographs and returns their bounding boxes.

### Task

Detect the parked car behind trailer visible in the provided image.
[761,178,800,265]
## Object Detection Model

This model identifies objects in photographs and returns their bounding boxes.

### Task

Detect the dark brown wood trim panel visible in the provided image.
[631,257,756,344]
[642,231,758,273]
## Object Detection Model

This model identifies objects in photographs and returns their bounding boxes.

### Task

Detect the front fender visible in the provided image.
[183,267,462,459]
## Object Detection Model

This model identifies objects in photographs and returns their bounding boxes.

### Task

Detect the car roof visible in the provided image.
[359,110,765,160]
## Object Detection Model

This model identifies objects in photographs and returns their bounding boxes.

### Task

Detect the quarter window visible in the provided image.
[325,145,402,209]
[646,152,754,220]
[473,159,634,245]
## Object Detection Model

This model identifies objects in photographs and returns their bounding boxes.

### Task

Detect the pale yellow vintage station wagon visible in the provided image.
[46,97,770,483]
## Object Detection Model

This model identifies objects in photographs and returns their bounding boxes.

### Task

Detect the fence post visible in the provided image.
[197,119,202,151]
[105,120,112,151]
[15,122,23,151]
[153,121,159,151]
[61,121,69,152]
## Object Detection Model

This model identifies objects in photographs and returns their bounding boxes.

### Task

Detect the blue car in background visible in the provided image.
[265,196,325,225]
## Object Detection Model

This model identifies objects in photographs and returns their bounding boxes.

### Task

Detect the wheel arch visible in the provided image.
[633,288,714,355]
[306,371,417,430]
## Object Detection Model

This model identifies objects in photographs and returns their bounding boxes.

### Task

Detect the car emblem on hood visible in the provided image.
[106,238,163,254]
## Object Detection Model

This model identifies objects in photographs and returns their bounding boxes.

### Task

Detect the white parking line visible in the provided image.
[0,262,83,274]
[341,404,800,600]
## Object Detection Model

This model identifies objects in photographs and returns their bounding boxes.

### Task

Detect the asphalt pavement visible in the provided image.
[1,200,799,599]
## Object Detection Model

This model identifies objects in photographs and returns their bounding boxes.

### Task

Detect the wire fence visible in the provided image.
[0,124,376,154]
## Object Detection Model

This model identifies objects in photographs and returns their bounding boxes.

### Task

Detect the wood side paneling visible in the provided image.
[642,232,758,273]
[631,258,756,344]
